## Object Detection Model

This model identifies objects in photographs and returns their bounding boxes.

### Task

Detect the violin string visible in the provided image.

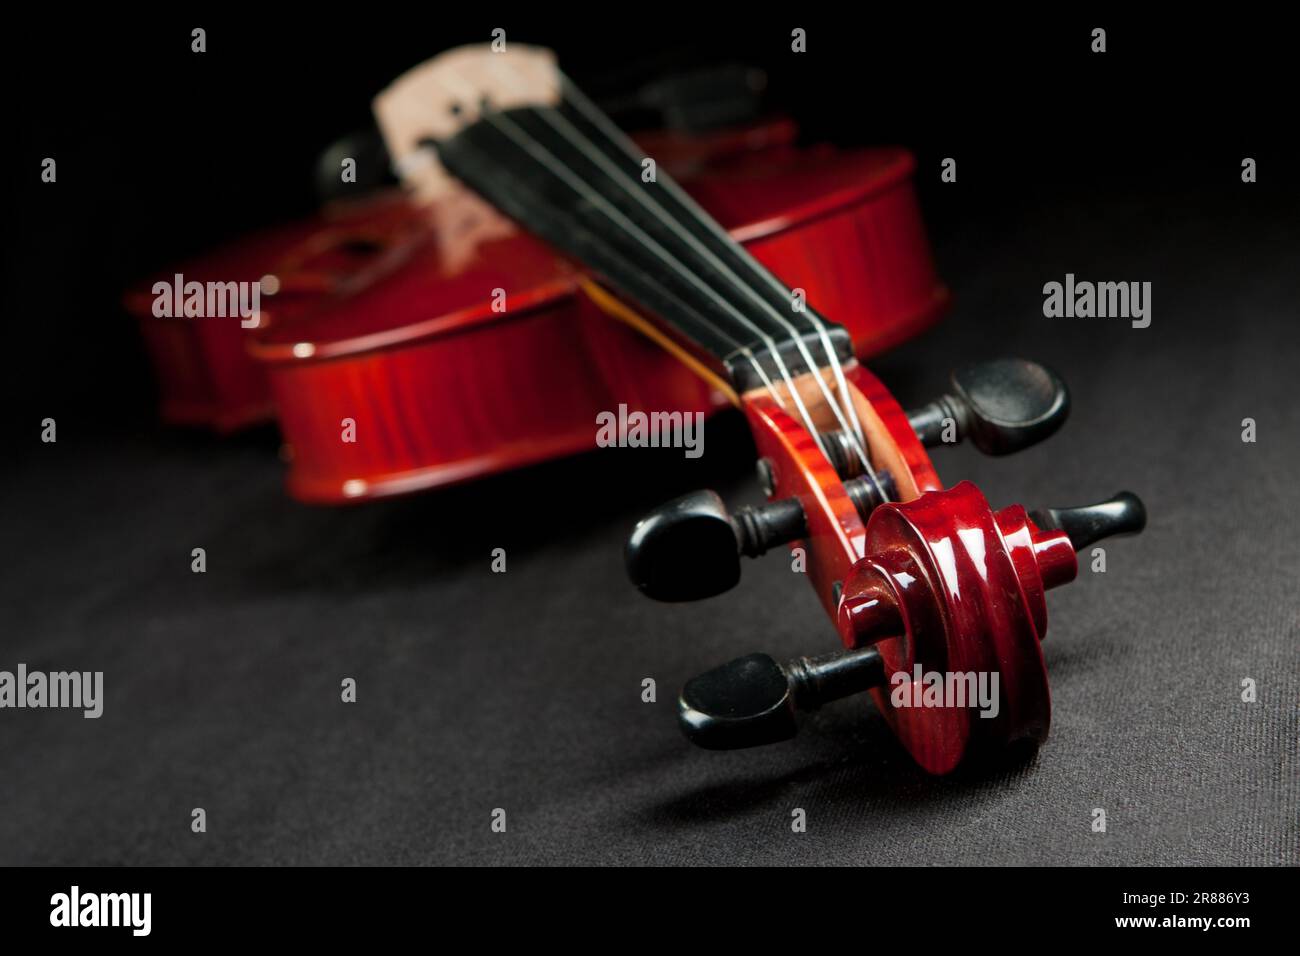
[534,96,872,474]
[556,78,870,470]
[477,108,833,463]
[431,69,789,413]
[448,64,833,461]
[558,76,873,474]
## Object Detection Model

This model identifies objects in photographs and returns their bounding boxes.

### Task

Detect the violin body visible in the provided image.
[129,120,946,502]
[250,124,946,502]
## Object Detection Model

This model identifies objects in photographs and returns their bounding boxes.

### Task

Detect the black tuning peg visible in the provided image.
[624,490,806,602]
[626,471,898,603]
[679,646,886,749]
[907,358,1070,455]
[1030,491,1147,552]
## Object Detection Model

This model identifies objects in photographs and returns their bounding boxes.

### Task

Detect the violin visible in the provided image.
[126,69,942,457]
[135,42,1147,776]
[315,43,1143,776]
[243,91,946,501]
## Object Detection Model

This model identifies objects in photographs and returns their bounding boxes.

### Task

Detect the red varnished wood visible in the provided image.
[124,55,1115,781]
[687,145,947,356]
[253,140,945,503]
[129,122,945,447]
[851,485,1044,773]
[738,363,938,624]
[840,484,1080,774]
[125,192,432,432]
[270,293,722,501]
[843,364,942,499]
[743,362,1082,774]
[741,391,867,623]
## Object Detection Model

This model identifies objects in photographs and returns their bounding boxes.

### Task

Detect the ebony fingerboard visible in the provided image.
[436,100,853,391]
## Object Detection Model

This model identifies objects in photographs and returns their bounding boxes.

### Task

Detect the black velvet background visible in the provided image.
[2,14,1296,865]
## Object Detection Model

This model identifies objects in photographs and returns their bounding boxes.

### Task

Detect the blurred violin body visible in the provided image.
[127,75,945,499]
[250,118,945,502]
[125,192,433,432]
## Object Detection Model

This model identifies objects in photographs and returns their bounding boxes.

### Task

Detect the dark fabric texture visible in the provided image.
[2,187,1296,867]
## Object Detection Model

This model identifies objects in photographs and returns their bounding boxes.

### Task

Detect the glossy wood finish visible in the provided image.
[126,49,1114,780]
[742,362,1085,774]
[846,484,1064,774]
[253,140,946,503]
[740,363,939,620]
[125,193,432,432]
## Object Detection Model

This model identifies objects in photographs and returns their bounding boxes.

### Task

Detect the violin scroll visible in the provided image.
[676,481,1146,773]
[626,358,1145,775]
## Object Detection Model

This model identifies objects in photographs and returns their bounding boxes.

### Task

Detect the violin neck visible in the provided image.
[435,88,855,393]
